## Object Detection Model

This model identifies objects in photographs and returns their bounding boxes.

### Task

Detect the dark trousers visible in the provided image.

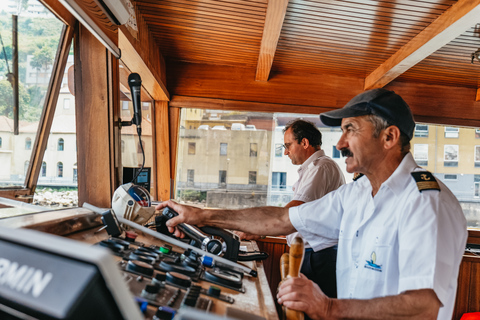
[300,246,337,298]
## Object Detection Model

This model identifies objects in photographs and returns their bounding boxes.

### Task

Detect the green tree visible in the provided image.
[30,45,54,86]
[0,80,33,120]
[30,45,54,72]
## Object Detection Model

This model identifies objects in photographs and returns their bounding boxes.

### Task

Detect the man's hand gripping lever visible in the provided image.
[155,201,202,238]
[162,207,225,256]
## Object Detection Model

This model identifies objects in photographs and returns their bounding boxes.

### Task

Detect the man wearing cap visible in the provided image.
[236,119,345,298]
[157,89,467,319]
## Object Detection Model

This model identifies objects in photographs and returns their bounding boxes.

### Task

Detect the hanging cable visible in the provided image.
[0,32,11,74]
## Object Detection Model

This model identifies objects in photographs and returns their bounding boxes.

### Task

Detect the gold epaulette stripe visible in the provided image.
[416,181,440,190]
[411,171,440,192]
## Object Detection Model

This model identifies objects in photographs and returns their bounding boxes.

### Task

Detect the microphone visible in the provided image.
[128,73,142,134]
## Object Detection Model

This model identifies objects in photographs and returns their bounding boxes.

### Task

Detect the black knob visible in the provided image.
[98,240,124,253]
[110,238,130,249]
[126,260,154,277]
[166,271,191,287]
[206,239,223,255]
[134,249,159,261]
[207,286,221,297]
[129,252,156,265]
[159,261,196,276]
[145,283,160,294]
[155,273,166,282]
[153,306,176,320]
[152,273,166,287]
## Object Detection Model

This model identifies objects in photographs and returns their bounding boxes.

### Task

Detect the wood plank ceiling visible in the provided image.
[133,0,480,91]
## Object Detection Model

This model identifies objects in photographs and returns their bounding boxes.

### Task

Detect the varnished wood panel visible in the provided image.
[73,0,118,46]
[166,61,480,127]
[119,7,168,96]
[154,101,171,201]
[131,0,480,89]
[119,29,169,101]
[256,237,289,300]
[453,257,472,319]
[40,0,76,26]
[453,254,480,319]
[74,25,116,208]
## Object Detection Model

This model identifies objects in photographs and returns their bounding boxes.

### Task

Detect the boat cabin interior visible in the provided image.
[1,0,480,319]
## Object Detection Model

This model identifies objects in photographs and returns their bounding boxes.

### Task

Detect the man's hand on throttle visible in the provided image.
[154,200,204,238]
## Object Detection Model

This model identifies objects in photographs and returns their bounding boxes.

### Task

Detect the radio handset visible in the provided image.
[162,207,240,261]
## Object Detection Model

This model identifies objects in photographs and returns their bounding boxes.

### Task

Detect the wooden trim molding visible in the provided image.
[365,0,480,90]
[74,24,117,208]
[467,229,480,245]
[119,29,169,101]
[169,95,338,115]
[154,101,171,201]
[255,0,289,81]
[39,0,76,27]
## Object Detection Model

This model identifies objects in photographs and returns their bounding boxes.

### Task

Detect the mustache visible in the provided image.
[340,148,353,157]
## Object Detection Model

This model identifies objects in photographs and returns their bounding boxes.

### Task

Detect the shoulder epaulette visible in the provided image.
[411,172,440,192]
[353,173,364,181]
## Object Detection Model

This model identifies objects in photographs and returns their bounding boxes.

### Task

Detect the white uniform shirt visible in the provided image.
[289,153,467,319]
[286,149,345,247]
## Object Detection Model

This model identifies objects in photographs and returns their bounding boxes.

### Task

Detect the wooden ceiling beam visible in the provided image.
[255,0,289,81]
[365,0,480,90]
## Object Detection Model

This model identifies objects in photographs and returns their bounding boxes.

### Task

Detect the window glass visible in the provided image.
[0,1,64,188]
[275,143,282,157]
[444,145,459,167]
[250,143,257,157]
[414,144,428,166]
[63,98,70,109]
[188,142,195,155]
[175,110,351,209]
[414,124,429,138]
[25,137,31,150]
[175,112,480,229]
[219,170,226,187]
[411,124,480,228]
[57,138,64,151]
[248,171,257,184]
[272,172,286,190]
[41,161,46,177]
[445,127,459,138]
[220,143,227,156]
[332,145,340,158]
[57,161,63,177]
[34,46,77,209]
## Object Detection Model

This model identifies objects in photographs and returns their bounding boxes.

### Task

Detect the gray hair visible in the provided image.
[365,114,411,154]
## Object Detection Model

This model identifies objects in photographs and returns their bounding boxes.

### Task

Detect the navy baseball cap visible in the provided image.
[320,88,415,140]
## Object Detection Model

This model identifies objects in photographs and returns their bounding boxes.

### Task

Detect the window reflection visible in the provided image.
[0,1,64,189]
[175,110,480,229]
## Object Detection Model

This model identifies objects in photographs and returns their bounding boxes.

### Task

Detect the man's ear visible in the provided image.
[383,126,401,149]
[301,137,310,149]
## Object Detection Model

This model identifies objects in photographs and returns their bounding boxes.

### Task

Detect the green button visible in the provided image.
[159,246,171,254]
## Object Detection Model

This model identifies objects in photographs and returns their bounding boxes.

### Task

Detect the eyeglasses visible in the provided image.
[282,143,292,151]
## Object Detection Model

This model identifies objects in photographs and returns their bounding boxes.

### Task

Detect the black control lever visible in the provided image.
[162,207,240,261]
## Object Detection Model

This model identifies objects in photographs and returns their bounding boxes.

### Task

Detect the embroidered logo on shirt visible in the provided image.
[411,172,440,192]
[364,251,382,272]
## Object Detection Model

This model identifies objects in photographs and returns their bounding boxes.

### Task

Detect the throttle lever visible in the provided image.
[162,207,225,256]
